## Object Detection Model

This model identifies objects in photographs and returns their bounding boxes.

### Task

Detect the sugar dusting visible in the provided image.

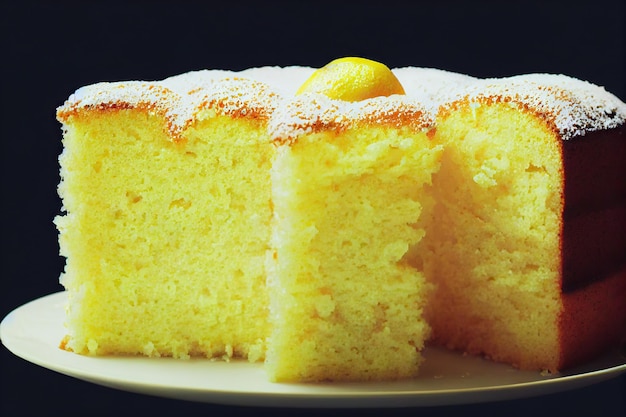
[57,66,626,142]
[450,73,626,140]
[268,93,435,145]
[57,71,284,140]
[392,67,477,105]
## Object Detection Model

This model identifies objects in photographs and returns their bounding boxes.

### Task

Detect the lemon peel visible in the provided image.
[296,57,405,102]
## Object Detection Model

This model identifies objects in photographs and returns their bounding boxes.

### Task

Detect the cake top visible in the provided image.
[392,67,477,105]
[57,72,285,141]
[446,73,626,140]
[57,59,626,143]
[268,93,436,145]
[269,58,436,143]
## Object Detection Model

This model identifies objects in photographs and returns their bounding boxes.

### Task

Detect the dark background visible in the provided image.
[1,1,624,416]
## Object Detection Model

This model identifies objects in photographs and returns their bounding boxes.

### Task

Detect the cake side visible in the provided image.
[560,125,626,291]
[559,268,626,369]
[557,123,626,368]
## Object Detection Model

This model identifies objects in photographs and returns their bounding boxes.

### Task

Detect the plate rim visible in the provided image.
[2,291,625,408]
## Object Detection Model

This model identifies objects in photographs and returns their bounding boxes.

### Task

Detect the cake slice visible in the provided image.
[264,92,442,381]
[425,74,626,371]
[55,74,280,361]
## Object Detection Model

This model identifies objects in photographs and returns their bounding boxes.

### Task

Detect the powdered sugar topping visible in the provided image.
[58,67,626,143]
[451,73,626,140]
[268,93,435,144]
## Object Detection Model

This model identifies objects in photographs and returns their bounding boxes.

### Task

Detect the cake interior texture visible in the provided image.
[265,124,440,381]
[56,108,273,361]
[424,101,564,371]
[55,65,626,382]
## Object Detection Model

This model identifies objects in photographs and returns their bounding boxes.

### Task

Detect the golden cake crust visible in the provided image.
[57,73,283,142]
[440,74,626,140]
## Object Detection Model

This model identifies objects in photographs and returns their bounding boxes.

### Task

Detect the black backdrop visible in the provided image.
[1,1,624,416]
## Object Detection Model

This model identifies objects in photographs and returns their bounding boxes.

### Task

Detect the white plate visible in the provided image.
[1,292,625,408]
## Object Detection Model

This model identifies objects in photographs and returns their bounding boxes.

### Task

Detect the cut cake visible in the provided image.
[55,61,626,382]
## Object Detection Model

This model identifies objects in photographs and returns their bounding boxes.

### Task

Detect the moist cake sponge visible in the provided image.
[425,74,626,372]
[264,95,441,381]
[56,76,279,360]
[54,63,626,382]
[427,98,565,370]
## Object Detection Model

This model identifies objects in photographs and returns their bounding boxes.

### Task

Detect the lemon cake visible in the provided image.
[55,58,626,382]
[56,74,282,360]
[424,74,626,372]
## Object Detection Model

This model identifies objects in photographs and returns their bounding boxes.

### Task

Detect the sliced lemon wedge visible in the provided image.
[296,57,405,102]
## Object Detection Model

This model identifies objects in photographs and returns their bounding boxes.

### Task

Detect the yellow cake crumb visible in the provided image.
[265,125,441,381]
[424,101,564,370]
[56,105,274,361]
